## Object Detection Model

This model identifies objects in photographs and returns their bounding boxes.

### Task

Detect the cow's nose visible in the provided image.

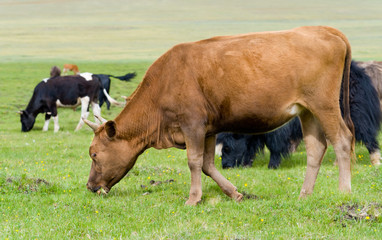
[86,182,100,193]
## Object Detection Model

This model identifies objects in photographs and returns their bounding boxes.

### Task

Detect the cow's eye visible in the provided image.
[91,153,97,158]
[223,146,231,154]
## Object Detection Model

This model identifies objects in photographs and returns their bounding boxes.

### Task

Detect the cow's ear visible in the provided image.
[105,121,117,139]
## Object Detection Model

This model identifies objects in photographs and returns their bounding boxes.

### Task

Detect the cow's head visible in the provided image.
[19,110,36,132]
[217,133,257,169]
[84,119,140,194]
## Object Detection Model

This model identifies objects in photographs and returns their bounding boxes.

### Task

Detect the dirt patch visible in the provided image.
[6,177,50,193]
[140,179,175,195]
[339,202,381,221]
[141,179,175,188]
[241,191,260,200]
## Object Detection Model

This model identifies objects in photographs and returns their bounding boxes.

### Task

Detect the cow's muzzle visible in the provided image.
[87,183,109,195]
[87,185,101,193]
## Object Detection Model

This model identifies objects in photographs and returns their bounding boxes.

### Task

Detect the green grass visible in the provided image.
[1,62,381,239]
[1,0,382,239]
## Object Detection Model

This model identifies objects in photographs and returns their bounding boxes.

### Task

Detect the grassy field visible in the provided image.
[1,0,382,239]
[0,63,381,239]
[1,0,382,62]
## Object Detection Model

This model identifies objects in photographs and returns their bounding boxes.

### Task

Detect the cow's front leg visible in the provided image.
[42,113,51,131]
[75,96,90,131]
[185,132,205,206]
[202,135,243,202]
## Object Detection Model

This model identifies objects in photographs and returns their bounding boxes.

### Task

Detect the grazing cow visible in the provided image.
[216,61,381,168]
[96,73,137,109]
[50,67,131,110]
[355,61,382,112]
[216,117,302,169]
[83,26,355,205]
[63,64,80,75]
[19,72,120,132]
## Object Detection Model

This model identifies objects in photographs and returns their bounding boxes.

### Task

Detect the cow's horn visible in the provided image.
[16,111,23,115]
[95,115,107,124]
[83,118,99,131]
[121,96,130,103]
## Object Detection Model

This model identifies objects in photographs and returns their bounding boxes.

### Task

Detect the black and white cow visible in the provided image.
[19,72,119,132]
[96,73,136,110]
[216,61,381,168]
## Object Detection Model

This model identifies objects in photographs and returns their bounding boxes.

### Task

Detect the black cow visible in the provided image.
[216,61,381,168]
[216,117,302,169]
[96,73,136,110]
[19,72,119,132]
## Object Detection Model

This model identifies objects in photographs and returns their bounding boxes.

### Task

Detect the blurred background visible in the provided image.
[1,0,381,62]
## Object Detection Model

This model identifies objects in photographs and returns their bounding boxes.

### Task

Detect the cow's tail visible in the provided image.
[103,89,125,107]
[340,32,356,163]
[110,72,137,82]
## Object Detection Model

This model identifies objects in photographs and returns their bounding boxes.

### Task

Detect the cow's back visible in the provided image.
[45,75,100,105]
[148,26,349,133]
[356,61,382,100]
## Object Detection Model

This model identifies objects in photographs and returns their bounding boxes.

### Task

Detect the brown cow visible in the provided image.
[355,61,382,112]
[84,26,355,205]
[63,64,80,75]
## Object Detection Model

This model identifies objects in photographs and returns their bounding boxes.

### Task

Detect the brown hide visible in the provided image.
[86,26,355,205]
[355,61,382,112]
[63,64,79,75]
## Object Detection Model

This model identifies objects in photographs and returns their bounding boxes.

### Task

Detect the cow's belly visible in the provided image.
[56,98,81,108]
[217,104,303,134]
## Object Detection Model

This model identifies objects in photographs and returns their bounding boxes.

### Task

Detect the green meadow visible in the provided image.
[0,0,381,239]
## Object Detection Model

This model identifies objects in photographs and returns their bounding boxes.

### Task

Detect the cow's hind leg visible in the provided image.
[91,102,101,124]
[369,150,381,166]
[75,96,90,131]
[364,138,381,166]
[310,109,353,194]
[299,111,327,198]
[202,135,243,202]
[268,152,282,169]
[53,115,59,132]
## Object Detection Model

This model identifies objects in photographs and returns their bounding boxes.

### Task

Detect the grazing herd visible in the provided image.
[19,26,382,205]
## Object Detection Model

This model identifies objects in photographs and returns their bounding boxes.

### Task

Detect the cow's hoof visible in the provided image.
[185,199,201,206]
[268,164,280,169]
[372,161,381,166]
[298,188,314,199]
[369,152,381,166]
[235,192,243,202]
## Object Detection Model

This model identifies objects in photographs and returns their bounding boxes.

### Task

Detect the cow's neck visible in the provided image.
[26,95,42,117]
[115,80,175,151]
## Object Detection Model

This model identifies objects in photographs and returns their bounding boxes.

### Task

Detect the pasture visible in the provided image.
[0,0,381,239]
